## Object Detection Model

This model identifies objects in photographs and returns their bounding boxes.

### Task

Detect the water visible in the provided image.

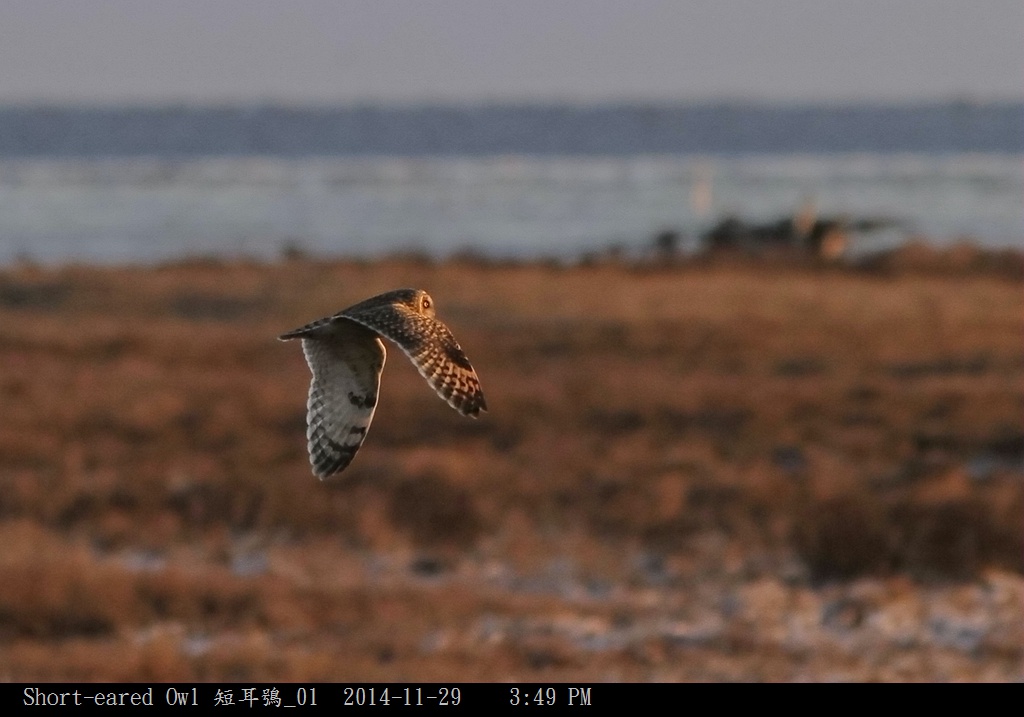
[0,153,1018,263]
[0,104,1020,263]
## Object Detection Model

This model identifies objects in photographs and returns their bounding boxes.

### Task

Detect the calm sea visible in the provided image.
[0,104,1020,263]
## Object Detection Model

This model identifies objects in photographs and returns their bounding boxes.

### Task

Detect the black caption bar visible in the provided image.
[9,684,616,714]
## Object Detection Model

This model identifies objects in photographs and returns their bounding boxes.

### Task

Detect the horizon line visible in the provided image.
[0,97,1022,111]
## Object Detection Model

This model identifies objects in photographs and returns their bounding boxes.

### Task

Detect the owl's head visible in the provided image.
[411,289,436,317]
[386,288,436,318]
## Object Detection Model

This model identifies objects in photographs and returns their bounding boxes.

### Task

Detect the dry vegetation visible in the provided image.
[0,253,1021,681]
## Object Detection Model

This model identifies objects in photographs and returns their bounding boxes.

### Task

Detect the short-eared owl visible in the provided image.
[279,289,487,479]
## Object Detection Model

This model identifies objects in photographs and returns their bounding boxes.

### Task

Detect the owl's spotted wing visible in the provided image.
[340,302,487,417]
[280,319,385,479]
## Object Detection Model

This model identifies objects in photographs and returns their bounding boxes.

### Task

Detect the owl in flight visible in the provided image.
[279,289,487,479]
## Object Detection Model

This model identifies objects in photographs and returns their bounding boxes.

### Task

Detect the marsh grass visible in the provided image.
[0,255,1021,680]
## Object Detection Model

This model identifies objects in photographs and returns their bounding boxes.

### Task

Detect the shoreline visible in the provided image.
[4,238,1022,278]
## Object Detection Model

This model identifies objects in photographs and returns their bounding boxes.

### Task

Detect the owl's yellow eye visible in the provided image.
[422,297,431,309]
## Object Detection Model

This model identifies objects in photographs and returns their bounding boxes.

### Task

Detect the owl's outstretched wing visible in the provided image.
[279,319,385,479]
[340,302,487,417]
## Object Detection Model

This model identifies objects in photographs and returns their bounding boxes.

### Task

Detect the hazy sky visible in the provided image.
[0,0,1020,104]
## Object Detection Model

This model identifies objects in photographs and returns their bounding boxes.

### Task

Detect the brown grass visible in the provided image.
[0,256,1021,681]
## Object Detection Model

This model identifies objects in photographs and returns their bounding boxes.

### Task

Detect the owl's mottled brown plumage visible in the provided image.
[279,289,486,479]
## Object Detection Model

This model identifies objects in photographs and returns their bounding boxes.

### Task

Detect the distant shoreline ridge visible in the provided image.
[1,102,1020,156]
